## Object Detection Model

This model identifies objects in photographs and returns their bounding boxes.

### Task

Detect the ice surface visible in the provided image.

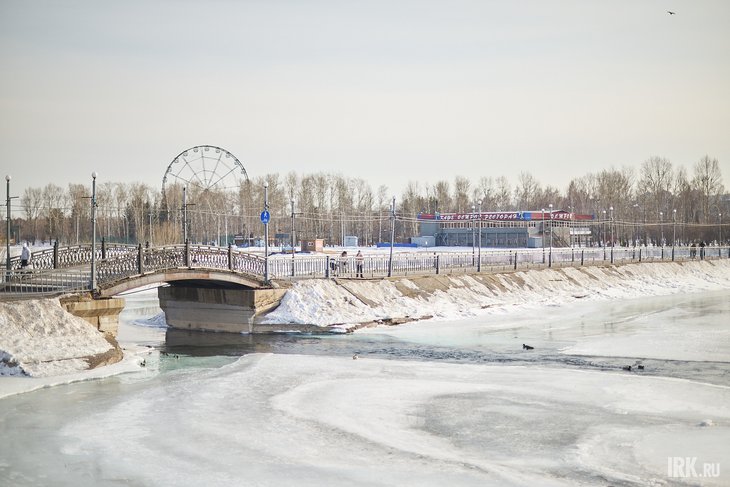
[49,354,729,486]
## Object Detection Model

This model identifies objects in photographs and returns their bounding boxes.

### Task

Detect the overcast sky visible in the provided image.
[1,0,729,200]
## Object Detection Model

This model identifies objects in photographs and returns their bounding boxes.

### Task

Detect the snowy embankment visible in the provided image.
[263,260,730,329]
[0,297,121,377]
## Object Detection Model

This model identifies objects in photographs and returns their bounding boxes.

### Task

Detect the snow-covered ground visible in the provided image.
[0,297,118,377]
[265,260,730,328]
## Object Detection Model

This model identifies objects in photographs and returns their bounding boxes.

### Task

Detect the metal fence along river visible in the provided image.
[2,243,729,298]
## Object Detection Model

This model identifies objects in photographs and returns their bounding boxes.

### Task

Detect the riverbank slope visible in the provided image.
[263,260,730,330]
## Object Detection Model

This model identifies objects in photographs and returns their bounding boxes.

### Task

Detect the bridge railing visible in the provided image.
[96,244,267,288]
[9,242,138,271]
[1,268,91,296]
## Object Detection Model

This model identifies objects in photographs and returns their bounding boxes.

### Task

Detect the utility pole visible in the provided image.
[5,175,14,273]
[263,182,270,282]
[388,196,395,277]
[541,208,545,264]
[477,200,482,272]
[609,206,613,264]
[471,204,476,265]
[183,186,188,243]
[91,172,98,291]
[291,198,296,276]
[549,203,553,267]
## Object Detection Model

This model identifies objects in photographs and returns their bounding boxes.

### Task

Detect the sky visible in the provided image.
[1,0,729,200]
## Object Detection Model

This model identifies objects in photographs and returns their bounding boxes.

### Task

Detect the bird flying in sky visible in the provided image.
[667,10,676,15]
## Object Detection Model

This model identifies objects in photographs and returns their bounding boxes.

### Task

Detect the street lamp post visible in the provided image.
[91,172,98,292]
[5,175,11,273]
[609,206,614,263]
[659,211,664,247]
[291,198,296,276]
[633,203,639,248]
[719,213,723,246]
[477,200,482,272]
[471,204,476,266]
[567,205,574,248]
[388,196,396,277]
[541,208,546,264]
[672,209,676,261]
[609,206,613,246]
[263,182,269,282]
[602,210,606,260]
[183,186,188,243]
[548,203,553,267]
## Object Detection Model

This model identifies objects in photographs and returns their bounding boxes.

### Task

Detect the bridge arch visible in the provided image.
[98,268,265,298]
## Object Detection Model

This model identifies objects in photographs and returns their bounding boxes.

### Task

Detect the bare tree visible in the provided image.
[453,176,471,212]
[692,155,724,223]
[41,183,66,242]
[433,180,452,212]
[638,156,674,222]
[494,176,513,210]
[68,183,89,244]
[514,172,540,210]
[21,187,43,243]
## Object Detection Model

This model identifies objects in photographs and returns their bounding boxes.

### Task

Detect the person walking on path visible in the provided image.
[20,243,31,269]
[355,250,364,278]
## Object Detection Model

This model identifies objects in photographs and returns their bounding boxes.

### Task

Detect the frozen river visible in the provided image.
[1,289,728,486]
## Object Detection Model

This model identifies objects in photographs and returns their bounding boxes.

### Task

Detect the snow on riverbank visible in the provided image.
[264,260,730,327]
[0,297,118,377]
[1,259,728,384]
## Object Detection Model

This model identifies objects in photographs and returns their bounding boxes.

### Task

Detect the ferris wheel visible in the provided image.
[162,145,248,194]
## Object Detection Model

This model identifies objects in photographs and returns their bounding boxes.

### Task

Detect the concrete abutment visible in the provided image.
[61,296,126,336]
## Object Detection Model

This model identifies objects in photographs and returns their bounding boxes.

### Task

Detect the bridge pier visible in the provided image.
[158,284,286,333]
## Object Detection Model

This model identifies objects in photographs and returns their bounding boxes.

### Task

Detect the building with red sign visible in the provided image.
[417,210,595,248]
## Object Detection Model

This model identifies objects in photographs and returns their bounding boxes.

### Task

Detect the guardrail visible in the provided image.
[1,269,91,296]
[2,244,727,299]
[96,243,266,287]
[268,245,730,279]
[7,242,138,271]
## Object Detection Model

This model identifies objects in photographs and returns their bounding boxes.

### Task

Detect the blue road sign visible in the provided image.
[260,210,271,224]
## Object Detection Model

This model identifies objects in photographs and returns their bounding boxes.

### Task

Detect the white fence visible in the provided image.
[267,245,730,280]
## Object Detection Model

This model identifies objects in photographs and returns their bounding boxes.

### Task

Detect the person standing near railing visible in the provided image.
[355,250,364,278]
[339,251,348,276]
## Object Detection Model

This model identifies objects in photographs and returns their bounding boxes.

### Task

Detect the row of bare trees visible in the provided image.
[4,155,727,247]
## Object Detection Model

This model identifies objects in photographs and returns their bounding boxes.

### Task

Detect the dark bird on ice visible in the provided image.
[522,344,534,350]
[667,10,676,15]
[622,365,632,371]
